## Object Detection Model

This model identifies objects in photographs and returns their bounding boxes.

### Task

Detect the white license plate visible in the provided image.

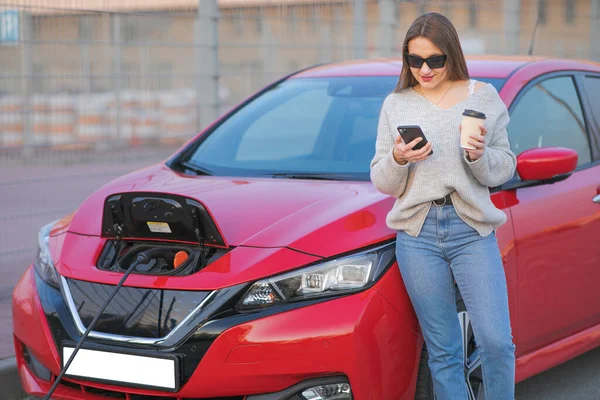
[62,347,178,390]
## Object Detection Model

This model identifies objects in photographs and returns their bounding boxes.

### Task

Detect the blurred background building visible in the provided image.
[0,0,599,153]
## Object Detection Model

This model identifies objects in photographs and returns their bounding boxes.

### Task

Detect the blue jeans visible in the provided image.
[396,204,515,400]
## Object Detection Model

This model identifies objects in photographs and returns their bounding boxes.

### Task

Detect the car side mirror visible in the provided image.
[517,147,578,181]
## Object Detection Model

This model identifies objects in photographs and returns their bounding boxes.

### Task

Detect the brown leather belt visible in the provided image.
[432,194,453,206]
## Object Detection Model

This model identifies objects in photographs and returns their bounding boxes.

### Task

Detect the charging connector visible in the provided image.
[43,250,153,399]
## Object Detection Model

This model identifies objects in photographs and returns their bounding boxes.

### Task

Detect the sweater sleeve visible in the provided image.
[370,96,411,197]
[465,87,517,188]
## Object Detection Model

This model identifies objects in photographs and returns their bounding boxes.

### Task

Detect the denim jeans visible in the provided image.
[395,204,515,400]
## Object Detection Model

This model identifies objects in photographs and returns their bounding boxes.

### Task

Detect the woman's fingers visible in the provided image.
[468,141,485,150]
[405,143,432,161]
[405,137,423,150]
[414,142,432,157]
[468,134,485,149]
[394,138,432,163]
[466,130,486,161]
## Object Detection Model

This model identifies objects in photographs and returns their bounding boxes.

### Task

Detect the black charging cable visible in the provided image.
[43,250,152,399]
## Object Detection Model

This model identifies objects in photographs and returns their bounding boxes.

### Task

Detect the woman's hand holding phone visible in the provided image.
[392,134,433,165]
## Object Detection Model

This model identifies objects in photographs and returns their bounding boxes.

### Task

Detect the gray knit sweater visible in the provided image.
[370,83,517,237]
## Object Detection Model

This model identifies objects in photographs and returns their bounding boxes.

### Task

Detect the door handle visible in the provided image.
[594,194,600,204]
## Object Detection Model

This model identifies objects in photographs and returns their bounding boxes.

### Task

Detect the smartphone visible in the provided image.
[396,125,432,154]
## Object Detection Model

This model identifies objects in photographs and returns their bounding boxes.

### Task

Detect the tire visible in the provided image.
[414,297,485,400]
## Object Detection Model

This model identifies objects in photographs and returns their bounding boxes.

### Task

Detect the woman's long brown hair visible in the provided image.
[394,12,469,93]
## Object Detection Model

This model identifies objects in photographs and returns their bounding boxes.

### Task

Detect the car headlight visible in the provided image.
[34,220,60,288]
[238,242,395,309]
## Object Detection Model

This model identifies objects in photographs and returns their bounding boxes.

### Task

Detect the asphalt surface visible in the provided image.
[2,146,600,399]
[514,346,600,399]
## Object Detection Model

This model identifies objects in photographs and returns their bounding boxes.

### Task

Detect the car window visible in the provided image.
[508,75,591,166]
[186,76,396,179]
[236,87,333,161]
[583,76,600,132]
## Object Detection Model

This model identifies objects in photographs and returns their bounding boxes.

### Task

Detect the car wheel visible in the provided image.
[414,297,485,400]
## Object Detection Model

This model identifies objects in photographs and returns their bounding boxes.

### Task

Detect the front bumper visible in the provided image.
[13,264,420,399]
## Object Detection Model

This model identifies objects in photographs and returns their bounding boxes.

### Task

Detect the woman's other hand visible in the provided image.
[464,125,487,161]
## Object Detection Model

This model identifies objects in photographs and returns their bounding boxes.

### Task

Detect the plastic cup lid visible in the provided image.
[462,109,486,119]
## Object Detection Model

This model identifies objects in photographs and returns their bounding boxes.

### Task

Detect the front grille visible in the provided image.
[66,278,210,338]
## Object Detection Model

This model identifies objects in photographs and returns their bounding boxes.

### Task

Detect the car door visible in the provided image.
[504,73,600,355]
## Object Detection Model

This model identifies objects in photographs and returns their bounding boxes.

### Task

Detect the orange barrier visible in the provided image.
[48,95,76,146]
[77,94,111,143]
[31,95,51,146]
[0,96,23,147]
[0,91,200,149]
[130,94,161,145]
[159,91,196,145]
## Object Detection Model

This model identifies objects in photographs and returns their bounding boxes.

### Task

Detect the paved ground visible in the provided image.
[2,145,600,399]
[514,346,600,399]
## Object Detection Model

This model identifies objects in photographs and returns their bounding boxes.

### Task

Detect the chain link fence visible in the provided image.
[0,0,599,162]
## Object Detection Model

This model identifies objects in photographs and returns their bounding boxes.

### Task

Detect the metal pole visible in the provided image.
[260,8,276,86]
[318,12,332,64]
[377,0,396,57]
[20,11,33,157]
[591,0,600,61]
[196,0,219,133]
[211,1,220,118]
[140,41,148,90]
[503,0,521,55]
[353,0,366,59]
[195,6,201,133]
[112,13,122,144]
[80,16,92,93]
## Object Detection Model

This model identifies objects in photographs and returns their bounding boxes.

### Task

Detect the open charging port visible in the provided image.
[97,192,229,276]
[97,241,227,276]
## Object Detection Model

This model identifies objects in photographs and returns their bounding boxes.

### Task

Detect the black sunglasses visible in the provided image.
[405,54,448,69]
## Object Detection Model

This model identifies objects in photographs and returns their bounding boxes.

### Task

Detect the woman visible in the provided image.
[370,12,517,400]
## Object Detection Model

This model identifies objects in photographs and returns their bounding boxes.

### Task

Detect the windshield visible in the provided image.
[180,76,505,180]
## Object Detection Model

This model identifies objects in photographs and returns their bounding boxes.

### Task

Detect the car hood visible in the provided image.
[67,163,396,259]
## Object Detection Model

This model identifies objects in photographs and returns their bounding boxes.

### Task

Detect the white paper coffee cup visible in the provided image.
[461,109,486,150]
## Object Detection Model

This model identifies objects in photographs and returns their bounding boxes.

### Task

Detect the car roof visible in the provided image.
[293,56,600,79]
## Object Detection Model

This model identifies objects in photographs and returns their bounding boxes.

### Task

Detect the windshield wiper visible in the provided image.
[177,161,214,176]
[267,173,357,181]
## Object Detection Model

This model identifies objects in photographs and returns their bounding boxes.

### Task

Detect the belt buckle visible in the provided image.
[432,196,447,207]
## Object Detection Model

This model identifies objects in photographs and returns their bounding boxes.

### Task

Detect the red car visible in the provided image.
[12,57,600,400]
